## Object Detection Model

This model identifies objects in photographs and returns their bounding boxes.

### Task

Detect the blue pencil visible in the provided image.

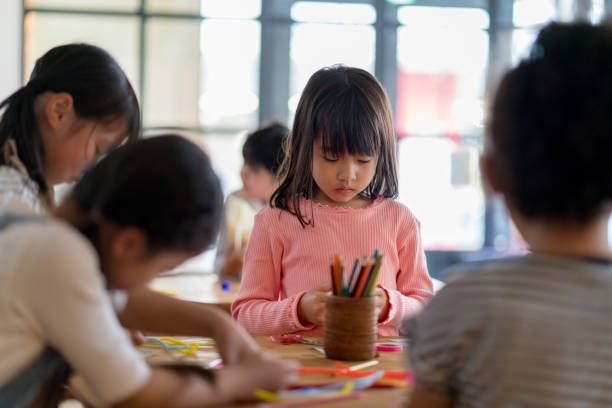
[345,258,359,296]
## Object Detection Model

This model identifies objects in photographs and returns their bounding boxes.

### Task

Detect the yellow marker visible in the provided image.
[157,337,212,354]
[339,381,354,394]
[254,389,279,402]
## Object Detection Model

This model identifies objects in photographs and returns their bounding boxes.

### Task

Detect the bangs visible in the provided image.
[315,90,381,158]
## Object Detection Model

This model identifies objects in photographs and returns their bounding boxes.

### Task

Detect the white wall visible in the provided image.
[0,0,22,100]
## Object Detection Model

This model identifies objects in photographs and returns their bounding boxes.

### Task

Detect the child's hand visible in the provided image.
[297,282,332,326]
[216,351,300,402]
[129,329,145,346]
[374,287,390,322]
[212,314,261,366]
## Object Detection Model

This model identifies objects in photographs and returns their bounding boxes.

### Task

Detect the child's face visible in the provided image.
[311,139,378,208]
[95,223,197,290]
[44,114,128,186]
[240,163,278,203]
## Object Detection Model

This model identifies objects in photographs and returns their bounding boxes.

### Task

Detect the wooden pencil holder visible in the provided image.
[324,295,377,361]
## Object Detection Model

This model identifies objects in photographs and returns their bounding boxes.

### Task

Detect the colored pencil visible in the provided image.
[352,258,373,298]
[364,255,383,297]
[345,258,359,296]
[329,258,336,296]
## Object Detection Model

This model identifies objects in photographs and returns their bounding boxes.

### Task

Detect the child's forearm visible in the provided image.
[118,287,232,337]
[232,294,314,335]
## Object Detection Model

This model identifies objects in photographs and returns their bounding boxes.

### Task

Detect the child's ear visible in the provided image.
[480,154,505,193]
[45,92,74,130]
[110,227,149,261]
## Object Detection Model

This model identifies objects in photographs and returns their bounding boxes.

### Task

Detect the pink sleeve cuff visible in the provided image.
[289,291,316,332]
[377,285,425,328]
[378,285,395,325]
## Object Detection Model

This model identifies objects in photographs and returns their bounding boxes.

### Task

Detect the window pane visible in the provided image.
[591,0,605,23]
[199,19,260,130]
[398,6,489,29]
[398,137,485,250]
[512,28,538,65]
[202,0,260,18]
[396,9,488,137]
[25,0,139,11]
[289,23,375,116]
[146,0,260,17]
[145,0,201,14]
[23,12,139,95]
[144,18,201,128]
[291,2,376,24]
[396,6,488,250]
[513,0,555,27]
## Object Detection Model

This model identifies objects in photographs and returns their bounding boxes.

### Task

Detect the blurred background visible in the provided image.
[1,0,610,278]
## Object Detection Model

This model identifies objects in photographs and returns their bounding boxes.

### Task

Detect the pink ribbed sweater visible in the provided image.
[231,197,433,336]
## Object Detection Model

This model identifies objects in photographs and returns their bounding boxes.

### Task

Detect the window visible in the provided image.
[23,0,607,274]
[23,12,140,95]
[288,2,376,122]
[23,0,261,132]
[396,6,488,250]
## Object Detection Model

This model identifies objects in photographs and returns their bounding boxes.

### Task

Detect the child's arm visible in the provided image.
[116,352,299,408]
[118,288,259,365]
[232,209,316,335]
[378,215,433,328]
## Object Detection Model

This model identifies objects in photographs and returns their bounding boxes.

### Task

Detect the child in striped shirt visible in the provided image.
[232,65,433,336]
[406,21,612,408]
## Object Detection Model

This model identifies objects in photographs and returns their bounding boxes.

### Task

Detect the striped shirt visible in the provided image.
[405,254,612,408]
[0,165,41,213]
[232,197,433,336]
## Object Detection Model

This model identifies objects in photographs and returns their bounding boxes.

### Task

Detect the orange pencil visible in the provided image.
[329,258,337,296]
[334,254,342,296]
[352,258,373,298]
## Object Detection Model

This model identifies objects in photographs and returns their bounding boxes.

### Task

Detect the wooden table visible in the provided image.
[142,336,410,408]
[149,272,240,313]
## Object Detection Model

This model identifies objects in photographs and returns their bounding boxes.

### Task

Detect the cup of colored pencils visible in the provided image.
[324,251,383,361]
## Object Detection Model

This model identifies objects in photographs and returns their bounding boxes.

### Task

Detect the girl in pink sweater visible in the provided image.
[232,65,433,336]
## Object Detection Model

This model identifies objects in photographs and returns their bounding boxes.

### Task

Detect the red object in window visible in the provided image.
[396,70,459,142]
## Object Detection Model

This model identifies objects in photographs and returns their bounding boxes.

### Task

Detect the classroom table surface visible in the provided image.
[141,336,410,408]
[149,272,240,313]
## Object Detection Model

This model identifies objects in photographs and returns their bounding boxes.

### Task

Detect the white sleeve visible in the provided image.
[15,224,150,405]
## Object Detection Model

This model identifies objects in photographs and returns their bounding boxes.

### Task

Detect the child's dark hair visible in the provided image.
[242,122,289,176]
[271,65,398,227]
[72,134,223,253]
[489,21,612,221]
[0,43,140,196]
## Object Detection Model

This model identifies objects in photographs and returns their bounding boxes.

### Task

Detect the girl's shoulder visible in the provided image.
[255,204,293,224]
[370,197,418,217]
[0,165,42,213]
